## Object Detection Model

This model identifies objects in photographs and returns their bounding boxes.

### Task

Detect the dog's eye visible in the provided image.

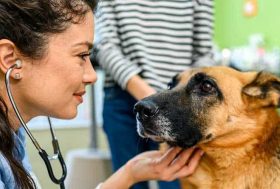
[200,80,215,93]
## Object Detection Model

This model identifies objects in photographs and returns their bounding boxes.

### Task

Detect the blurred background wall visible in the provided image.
[215,0,280,49]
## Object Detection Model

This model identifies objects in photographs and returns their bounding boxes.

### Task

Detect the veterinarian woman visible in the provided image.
[0,0,203,188]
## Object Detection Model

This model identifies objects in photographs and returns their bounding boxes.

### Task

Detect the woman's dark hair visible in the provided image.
[0,0,97,188]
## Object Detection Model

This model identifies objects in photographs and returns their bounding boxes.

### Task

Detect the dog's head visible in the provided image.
[134,66,280,148]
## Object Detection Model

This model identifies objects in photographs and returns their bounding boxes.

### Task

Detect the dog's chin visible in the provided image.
[144,134,166,143]
[166,140,198,148]
[137,125,165,142]
[141,135,200,148]
[137,123,172,143]
[171,134,204,148]
[141,133,200,148]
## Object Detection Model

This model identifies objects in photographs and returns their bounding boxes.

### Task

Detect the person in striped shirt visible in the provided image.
[96,1,214,188]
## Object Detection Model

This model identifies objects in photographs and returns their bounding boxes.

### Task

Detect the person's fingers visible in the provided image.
[152,147,195,181]
[172,149,204,179]
[172,147,197,165]
[160,147,202,180]
[155,147,182,166]
[167,147,197,173]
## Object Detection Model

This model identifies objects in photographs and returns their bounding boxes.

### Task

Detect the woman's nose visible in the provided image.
[83,59,97,84]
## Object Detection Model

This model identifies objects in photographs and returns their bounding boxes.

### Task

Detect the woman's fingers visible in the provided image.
[172,149,204,179]
[157,147,203,181]
[127,146,204,184]
[155,147,182,166]
[163,147,195,174]
[170,147,196,167]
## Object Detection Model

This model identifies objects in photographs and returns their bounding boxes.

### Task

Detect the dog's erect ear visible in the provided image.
[242,71,280,107]
[167,74,179,90]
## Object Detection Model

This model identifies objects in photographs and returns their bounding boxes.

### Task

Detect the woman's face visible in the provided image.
[16,11,96,120]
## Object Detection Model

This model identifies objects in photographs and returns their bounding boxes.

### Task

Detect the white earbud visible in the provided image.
[15,59,22,69]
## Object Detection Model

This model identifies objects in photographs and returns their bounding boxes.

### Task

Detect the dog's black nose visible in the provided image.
[134,100,159,120]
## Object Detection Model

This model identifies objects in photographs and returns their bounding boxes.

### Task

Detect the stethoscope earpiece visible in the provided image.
[15,60,22,69]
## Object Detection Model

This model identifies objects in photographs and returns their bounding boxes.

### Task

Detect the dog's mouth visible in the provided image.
[136,114,176,143]
[137,121,167,143]
[136,114,203,148]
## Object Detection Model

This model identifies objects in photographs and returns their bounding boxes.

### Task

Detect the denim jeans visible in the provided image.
[103,86,181,189]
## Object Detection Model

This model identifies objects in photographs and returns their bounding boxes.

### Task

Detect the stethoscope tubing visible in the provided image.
[5,64,42,151]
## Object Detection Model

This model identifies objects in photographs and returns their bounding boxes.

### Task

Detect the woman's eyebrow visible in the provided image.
[72,41,93,49]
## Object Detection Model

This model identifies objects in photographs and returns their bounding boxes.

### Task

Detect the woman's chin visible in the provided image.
[54,110,78,120]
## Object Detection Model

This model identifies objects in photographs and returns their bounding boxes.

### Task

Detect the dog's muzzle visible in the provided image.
[134,99,163,139]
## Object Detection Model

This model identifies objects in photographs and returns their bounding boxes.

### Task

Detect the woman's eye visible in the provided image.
[79,52,91,61]
[200,81,215,93]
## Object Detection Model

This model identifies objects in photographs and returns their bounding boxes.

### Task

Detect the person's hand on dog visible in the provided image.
[127,146,204,183]
[100,147,204,189]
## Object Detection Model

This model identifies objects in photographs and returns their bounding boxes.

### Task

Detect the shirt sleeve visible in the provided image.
[18,127,32,172]
[17,128,42,189]
[0,172,4,189]
[192,0,214,63]
[95,0,142,89]
[0,180,4,189]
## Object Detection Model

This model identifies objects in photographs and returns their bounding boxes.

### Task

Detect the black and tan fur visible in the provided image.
[134,66,280,189]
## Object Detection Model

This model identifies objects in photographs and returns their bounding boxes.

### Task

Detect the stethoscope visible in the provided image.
[5,60,67,189]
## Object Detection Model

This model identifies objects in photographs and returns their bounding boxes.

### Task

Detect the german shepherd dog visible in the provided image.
[134,66,280,189]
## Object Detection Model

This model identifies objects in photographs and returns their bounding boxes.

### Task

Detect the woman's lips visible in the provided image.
[74,95,83,103]
[73,91,85,103]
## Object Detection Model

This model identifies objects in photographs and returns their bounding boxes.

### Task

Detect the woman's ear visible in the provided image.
[0,39,22,79]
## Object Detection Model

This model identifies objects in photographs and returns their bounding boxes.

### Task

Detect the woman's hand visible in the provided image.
[125,147,204,184]
[100,147,203,189]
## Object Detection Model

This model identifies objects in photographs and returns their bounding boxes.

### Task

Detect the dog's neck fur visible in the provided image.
[201,108,280,167]
[196,108,280,188]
